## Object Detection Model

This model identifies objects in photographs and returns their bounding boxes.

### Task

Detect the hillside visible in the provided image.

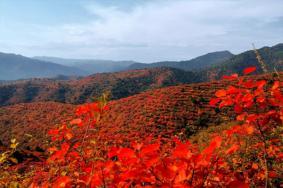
[0,67,199,106]
[0,102,75,150]
[1,72,280,150]
[33,56,138,74]
[201,43,283,80]
[127,51,233,71]
[0,81,224,150]
[0,52,87,80]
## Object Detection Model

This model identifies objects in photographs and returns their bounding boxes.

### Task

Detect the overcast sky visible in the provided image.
[0,0,283,62]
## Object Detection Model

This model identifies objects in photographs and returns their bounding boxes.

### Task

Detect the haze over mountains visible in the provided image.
[34,51,233,75]
[33,56,138,74]
[0,52,87,80]
[0,43,282,82]
[127,51,234,71]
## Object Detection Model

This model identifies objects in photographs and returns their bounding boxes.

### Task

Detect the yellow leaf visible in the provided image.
[11,138,16,144]
[25,133,33,137]
[10,142,19,149]
[90,139,96,145]
[65,132,73,140]
[9,181,19,188]
[0,152,8,163]
[9,157,18,164]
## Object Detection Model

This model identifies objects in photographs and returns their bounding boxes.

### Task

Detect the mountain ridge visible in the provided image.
[127,51,234,71]
[33,56,138,74]
[0,52,87,80]
[199,43,283,81]
[0,67,199,106]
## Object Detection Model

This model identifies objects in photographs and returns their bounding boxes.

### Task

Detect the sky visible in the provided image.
[0,0,283,63]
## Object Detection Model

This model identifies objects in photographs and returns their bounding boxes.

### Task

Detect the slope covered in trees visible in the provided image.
[201,43,283,80]
[0,67,198,106]
[0,72,280,151]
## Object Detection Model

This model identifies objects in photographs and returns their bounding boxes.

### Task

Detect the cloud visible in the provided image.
[1,0,283,62]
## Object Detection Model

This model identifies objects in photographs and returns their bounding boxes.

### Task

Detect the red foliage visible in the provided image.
[29,68,282,187]
[243,66,257,75]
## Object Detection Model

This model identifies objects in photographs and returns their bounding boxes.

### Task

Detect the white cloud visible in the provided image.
[1,0,283,62]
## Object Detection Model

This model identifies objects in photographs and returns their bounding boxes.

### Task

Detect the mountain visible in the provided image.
[1,43,282,107]
[127,51,234,71]
[0,52,87,80]
[0,67,199,106]
[33,56,138,74]
[200,43,283,80]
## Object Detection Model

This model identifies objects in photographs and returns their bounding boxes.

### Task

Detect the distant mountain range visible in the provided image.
[33,56,137,74]
[2,43,282,81]
[127,51,234,71]
[0,52,87,80]
[0,43,282,105]
[0,50,233,81]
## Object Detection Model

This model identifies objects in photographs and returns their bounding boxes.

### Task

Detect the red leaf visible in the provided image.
[256,80,266,89]
[227,86,238,94]
[243,66,256,75]
[131,141,143,151]
[48,129,59,136]
[252,163,258,170]
[228,180,249,188]
[203,136,222,154]
[209,98,221,106]
[234,104,243,114]
[222,74,238,80]
[212,136,222,148]
[219,98,234,108]
[70,118,82,126]
[48,143,70,162]
[242,93,254,103]
[118,148,136,160]
[225,144,239,154]
[90,173,103,187]
[245,125,254,135]
[272,81,280,90]
[53,176,71,188]
[236,114,246,121]
[215,89,227,97]
[140,143,160,157]
[107,147,119,158]
[269,171,277,178]
[172,141,192,159]
[243,80,256,88]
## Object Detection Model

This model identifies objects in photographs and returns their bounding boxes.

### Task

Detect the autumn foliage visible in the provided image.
[26,67,282,187]
[1,67,282,187]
